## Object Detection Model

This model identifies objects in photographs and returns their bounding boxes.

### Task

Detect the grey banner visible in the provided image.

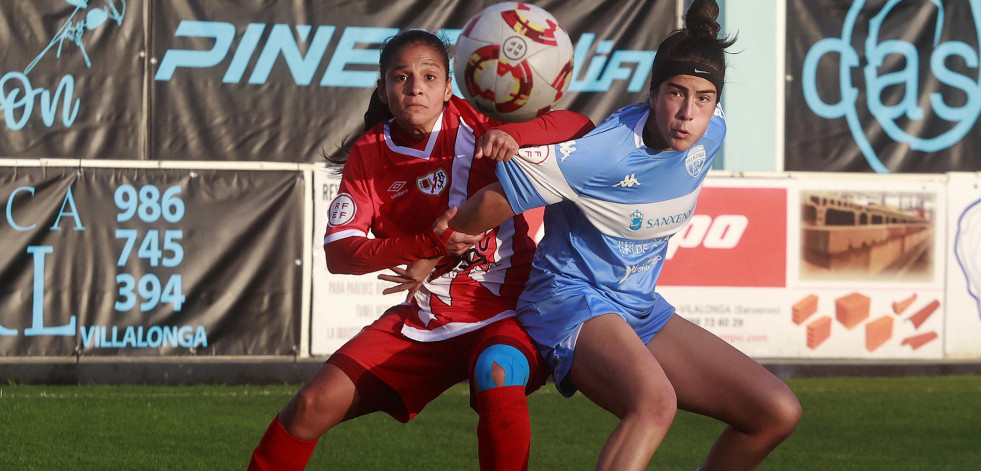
[0,0,145,160]
[785,0,981,173]
[0,166,303,356]
[2,0,678,162]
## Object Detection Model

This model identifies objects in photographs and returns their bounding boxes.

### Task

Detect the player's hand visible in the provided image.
[475,130,519,162]
[433,207,482,256]
[378,258,440,303]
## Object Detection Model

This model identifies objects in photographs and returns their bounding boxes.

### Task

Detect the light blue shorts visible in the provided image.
[516,284,675,397]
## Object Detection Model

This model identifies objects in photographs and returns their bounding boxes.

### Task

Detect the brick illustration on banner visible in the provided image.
[901,332,938,350]
[908,300,940,329]
[892,293,917,315]
[835,292,870,330]
[865,316,893,352]
[792,294,818,325]
[806,316,832,350]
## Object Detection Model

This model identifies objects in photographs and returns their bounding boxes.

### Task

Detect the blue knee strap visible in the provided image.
[473,344,530,392]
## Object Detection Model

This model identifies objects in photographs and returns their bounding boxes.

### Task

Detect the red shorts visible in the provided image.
[326,304,546,423]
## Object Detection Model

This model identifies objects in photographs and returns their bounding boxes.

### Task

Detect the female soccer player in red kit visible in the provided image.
[248,29,593,470]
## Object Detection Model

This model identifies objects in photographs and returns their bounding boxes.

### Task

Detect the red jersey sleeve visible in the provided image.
[324,233,445,275]
[323,143,447,275]
[494,110,595,146]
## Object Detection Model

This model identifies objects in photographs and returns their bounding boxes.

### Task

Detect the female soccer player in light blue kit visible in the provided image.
[433,1,801,469]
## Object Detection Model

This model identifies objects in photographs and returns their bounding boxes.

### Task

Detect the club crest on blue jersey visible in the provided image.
[417,168,448,196]
[629,210,644,231]
[714,105,725,119]
[685,145,707,177]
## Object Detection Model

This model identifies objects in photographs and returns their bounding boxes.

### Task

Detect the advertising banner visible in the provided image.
[0,164,304,356]
[661,184,788,288]
[0,0,145,160]
[310,167,404,355]
[311,171,951,359]
[945,172,981,357]
[660,175,946,359]
[658,177,798,357]
[785,0,981,173]
[4,0,677,163]
[150,0,677,162]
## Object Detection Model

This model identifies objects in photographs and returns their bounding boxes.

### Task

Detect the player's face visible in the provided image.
[379,43,453,138]
[646,75,718,152]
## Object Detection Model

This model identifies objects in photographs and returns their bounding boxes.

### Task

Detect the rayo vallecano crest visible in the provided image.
[685,145,707,177]
[417,168,448,195]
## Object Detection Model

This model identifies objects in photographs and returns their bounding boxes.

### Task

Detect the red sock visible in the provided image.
[475,385,531,471]
[248,416,318,471]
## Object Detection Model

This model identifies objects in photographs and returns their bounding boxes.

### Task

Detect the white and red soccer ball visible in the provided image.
[454,2,574,122]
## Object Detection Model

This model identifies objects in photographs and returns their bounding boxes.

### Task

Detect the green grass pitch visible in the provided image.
[1,375,979,469]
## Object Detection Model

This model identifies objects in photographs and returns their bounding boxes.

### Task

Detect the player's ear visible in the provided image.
[377,79,388,104]
[443,78,453,101]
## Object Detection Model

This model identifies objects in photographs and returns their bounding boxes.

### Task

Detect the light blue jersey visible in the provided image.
[496,102,726,396]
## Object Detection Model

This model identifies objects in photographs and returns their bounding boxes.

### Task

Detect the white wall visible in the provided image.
[721,0,784,172]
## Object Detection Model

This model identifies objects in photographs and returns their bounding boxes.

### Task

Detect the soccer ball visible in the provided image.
[454,2,574,122]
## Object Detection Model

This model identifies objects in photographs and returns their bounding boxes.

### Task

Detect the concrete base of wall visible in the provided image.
[1,357,980,385]
[763,358,981,379]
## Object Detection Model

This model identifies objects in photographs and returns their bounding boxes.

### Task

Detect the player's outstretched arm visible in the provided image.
[324,231,448,275]
[441,183,516,256]
[494,110,595,148]
[475,110,595,162]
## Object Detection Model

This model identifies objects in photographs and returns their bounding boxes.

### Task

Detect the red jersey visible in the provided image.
[324,96,593,342]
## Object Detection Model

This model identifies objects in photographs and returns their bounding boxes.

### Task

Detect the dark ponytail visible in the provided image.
[363,86,394,133]
[649,0,736,96]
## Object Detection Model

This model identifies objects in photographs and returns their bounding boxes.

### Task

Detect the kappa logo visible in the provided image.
[613,174,641,188]
[559,141,577,162]
[417,169,448,196]
[685,145,707,177]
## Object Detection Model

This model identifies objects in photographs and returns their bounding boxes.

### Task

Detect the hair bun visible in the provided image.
[684,0,722,38]
[647,0,734,95]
